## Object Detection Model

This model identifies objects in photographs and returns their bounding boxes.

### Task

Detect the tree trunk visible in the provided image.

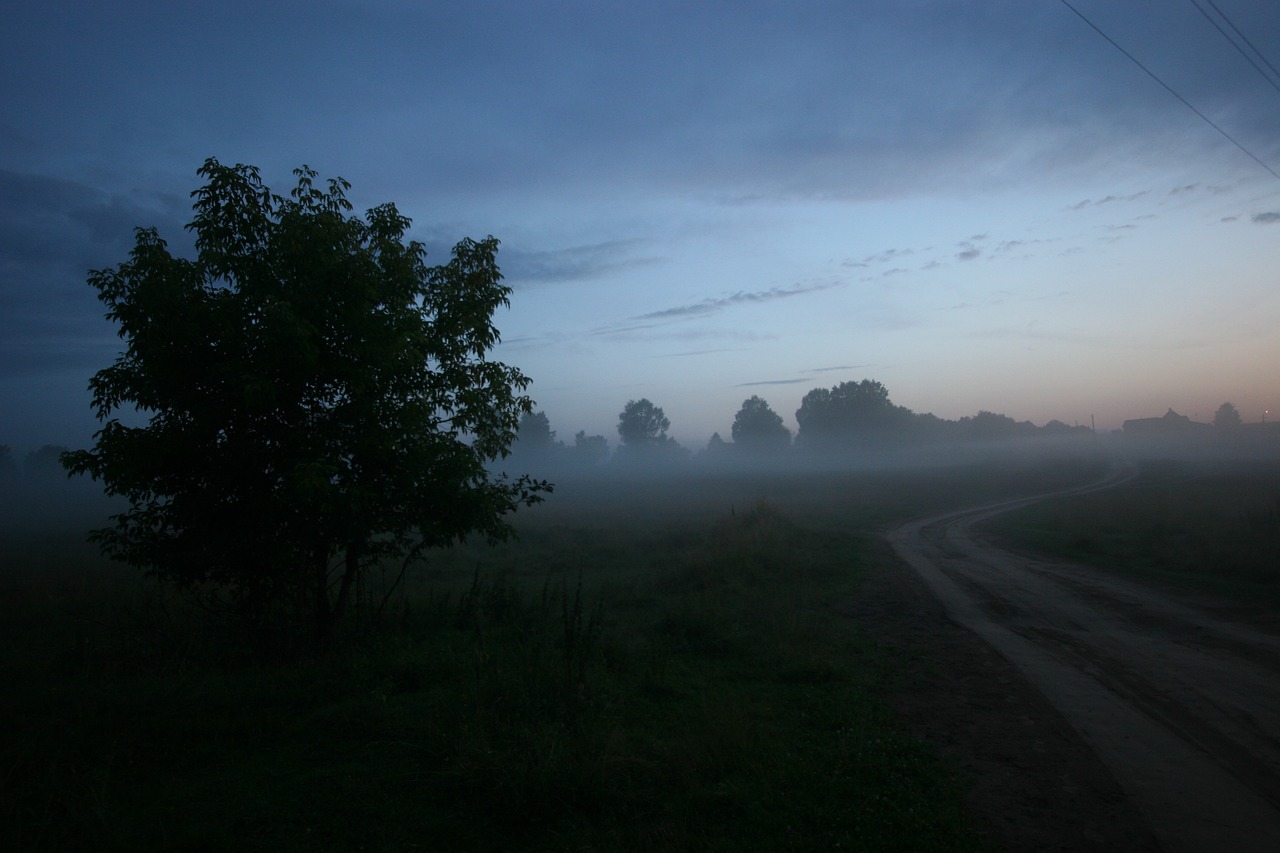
[330,543,362,635]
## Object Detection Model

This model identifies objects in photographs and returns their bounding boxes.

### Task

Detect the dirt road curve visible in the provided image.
[887,465,1280,852]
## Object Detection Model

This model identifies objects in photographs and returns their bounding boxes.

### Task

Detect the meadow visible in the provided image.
[989,456,1280,605]
[0,446,1151,851]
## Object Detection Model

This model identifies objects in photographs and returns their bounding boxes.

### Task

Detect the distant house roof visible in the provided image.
[1121,408,1209,434]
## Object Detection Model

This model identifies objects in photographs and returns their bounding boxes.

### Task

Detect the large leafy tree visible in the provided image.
[63,159,549,638]
[615,398,684,465]
[617,398,670,447]
[730,395,791,454]
[795,379,911,452]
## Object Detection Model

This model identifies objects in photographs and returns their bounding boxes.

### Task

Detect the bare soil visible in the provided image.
[846,472,1280,852]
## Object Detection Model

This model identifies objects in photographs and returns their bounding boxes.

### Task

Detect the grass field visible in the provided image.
[989,457,1280,603]
[0,451,1114,851]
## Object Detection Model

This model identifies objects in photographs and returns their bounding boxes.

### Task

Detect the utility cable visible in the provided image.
[1057,0,1280,181]
[1188,0,1280,95]
[1200,0,1280,87]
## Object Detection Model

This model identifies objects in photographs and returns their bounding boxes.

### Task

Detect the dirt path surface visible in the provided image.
[871,466,1280,852]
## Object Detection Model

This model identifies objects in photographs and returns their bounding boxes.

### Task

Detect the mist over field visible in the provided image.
[4,2,1280,845]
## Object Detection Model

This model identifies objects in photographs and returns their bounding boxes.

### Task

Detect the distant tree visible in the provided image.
[0,445,17,481]
[62,159,549,641]
[616,398,685,464]
[730,396,791,454]
[572,430,609,466]
[795,379,910,451]
[515,410,561,454]
[704,431,730,457]
[959,411,1020,441]
[617,399,671,447]
[24,444,70,479]
[1214,402,1242,429]
[910,411,953,443]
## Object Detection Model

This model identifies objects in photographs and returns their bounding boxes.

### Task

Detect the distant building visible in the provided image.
[1121,408,1211,436]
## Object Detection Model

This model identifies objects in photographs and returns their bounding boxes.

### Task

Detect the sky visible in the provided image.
[3,0,1280,453]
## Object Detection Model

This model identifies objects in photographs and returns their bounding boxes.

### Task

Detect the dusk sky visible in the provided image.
[4,0,1279,453]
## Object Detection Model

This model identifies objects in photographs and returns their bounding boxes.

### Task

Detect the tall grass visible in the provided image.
[1,488,989,851]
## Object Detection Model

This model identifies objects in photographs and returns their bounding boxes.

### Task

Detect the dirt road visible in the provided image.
[887,466,1280,852]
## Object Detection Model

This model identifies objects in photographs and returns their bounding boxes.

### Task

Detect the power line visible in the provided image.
[1057,0,1280,181]
[1188,0,1280,95]
[1199,0,1280,87]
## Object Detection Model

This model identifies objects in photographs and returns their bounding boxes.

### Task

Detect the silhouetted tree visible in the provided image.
[1041,419,1075,435]
[1214,402,1242,429]
[795,379,910,451]
[24,444,70,479]
[0,445,17,481]
[958,411,1022,441]
[617,399,670,447]
[616,398,684,464]
[63,159,549,641]
[730,395,790,454]
[572,431,609,467]
[703,431,730,459]
[515,410,561,455]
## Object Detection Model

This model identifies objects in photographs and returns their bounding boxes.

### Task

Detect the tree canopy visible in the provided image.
[1214,402,1242,429]
[515,410,559,454]
[617,399,670,447]
[63,159,549,639]
[730,395,791,454]
[795,379,912,451]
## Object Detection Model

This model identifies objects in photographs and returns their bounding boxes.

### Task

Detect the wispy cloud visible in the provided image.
[802,364,873,374]
[735,378,807,386]
[1252,212,1280,224]
[635,279,843,321]
[501,238,659,283]
[1068,191,1148,210]
[955,233,987,262]
[845,247,913,268]
[655,347,749,358]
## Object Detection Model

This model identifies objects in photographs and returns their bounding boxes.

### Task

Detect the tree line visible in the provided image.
[0,444,73,482]
[510,379,1099,469]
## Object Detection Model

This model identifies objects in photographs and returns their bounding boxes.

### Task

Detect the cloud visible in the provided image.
[635,279,843,321]
[1067,191,1148,211]
[500,238,659,283]
[847,247,913,268]
[803,365,861,374]
[0,169,188,383]
[657,348,749,358]
[1252,212,1280,224]
[955,233,988,261]
[735,378,807,386]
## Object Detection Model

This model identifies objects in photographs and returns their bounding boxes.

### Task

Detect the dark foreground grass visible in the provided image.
[1,497,986,851]
[989,458,1280,602]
